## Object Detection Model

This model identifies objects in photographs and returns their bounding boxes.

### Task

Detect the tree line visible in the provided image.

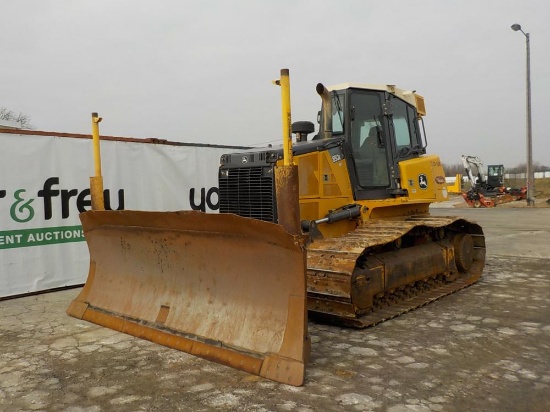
[0,107,33,129]
[443,162,550,176]
[1,107,548,175]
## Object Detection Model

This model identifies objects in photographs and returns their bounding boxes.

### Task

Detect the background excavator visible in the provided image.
[461,155,526,207]
[68,70,485,386]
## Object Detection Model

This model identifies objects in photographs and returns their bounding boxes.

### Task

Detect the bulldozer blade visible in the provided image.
[67,210,309,386]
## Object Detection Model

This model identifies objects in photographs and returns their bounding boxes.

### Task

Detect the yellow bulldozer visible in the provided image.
[68,70,485,386]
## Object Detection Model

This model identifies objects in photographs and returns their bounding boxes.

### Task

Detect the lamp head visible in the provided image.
[511,24,522,31]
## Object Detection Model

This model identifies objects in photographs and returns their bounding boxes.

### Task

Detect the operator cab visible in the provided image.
[318,84,427,200]
[487,164,504,188]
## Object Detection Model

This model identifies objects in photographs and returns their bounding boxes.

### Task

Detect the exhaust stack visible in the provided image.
[316,83,333,140]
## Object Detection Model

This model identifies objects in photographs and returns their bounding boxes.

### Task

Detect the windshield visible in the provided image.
[350,91,390,188]
[488,165,502,176]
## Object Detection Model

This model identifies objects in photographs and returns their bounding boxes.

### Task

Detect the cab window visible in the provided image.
[332,93,345,134]
[350,91,390,188]
[392,98,413,148]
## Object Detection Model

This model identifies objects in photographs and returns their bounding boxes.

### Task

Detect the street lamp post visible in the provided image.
[511,23,534,206]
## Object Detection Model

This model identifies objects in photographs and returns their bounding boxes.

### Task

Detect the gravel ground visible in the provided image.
[1,208,549,412]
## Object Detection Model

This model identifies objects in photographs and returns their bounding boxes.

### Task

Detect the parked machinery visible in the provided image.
[461,155,526,207]
[68,71,486,386]
[219,84,486,330]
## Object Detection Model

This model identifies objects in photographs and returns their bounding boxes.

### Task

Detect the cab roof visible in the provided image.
[327,83,421,111]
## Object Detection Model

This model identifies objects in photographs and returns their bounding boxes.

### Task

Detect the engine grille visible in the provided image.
[219,166,276,223]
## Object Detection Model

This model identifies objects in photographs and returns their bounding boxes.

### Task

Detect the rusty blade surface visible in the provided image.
[67,210,309,386]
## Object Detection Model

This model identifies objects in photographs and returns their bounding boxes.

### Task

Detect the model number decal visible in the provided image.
[328,146,344,163]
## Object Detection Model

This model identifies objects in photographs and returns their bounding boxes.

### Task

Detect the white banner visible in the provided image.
[0,131,244,298]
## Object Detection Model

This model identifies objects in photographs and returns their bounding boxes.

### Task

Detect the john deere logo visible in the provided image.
[418,174,428,189]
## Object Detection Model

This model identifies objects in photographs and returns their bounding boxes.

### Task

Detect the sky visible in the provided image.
[2,0,549,168]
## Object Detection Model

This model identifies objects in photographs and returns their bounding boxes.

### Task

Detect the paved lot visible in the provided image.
[1,206,549,412]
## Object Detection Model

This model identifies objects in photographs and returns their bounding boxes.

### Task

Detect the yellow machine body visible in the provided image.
[293,150,449,238]
[447,173,463,194]
[219,82,485,328]
[279,149,484,327]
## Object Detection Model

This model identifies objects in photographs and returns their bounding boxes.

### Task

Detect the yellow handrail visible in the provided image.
[90,112,105,211]
[274,69,293,166]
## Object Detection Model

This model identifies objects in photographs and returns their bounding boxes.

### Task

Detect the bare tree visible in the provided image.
[533,162,550,173]
[506,162,550,174]
[0,107,33,129]
[442,163,464,176]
